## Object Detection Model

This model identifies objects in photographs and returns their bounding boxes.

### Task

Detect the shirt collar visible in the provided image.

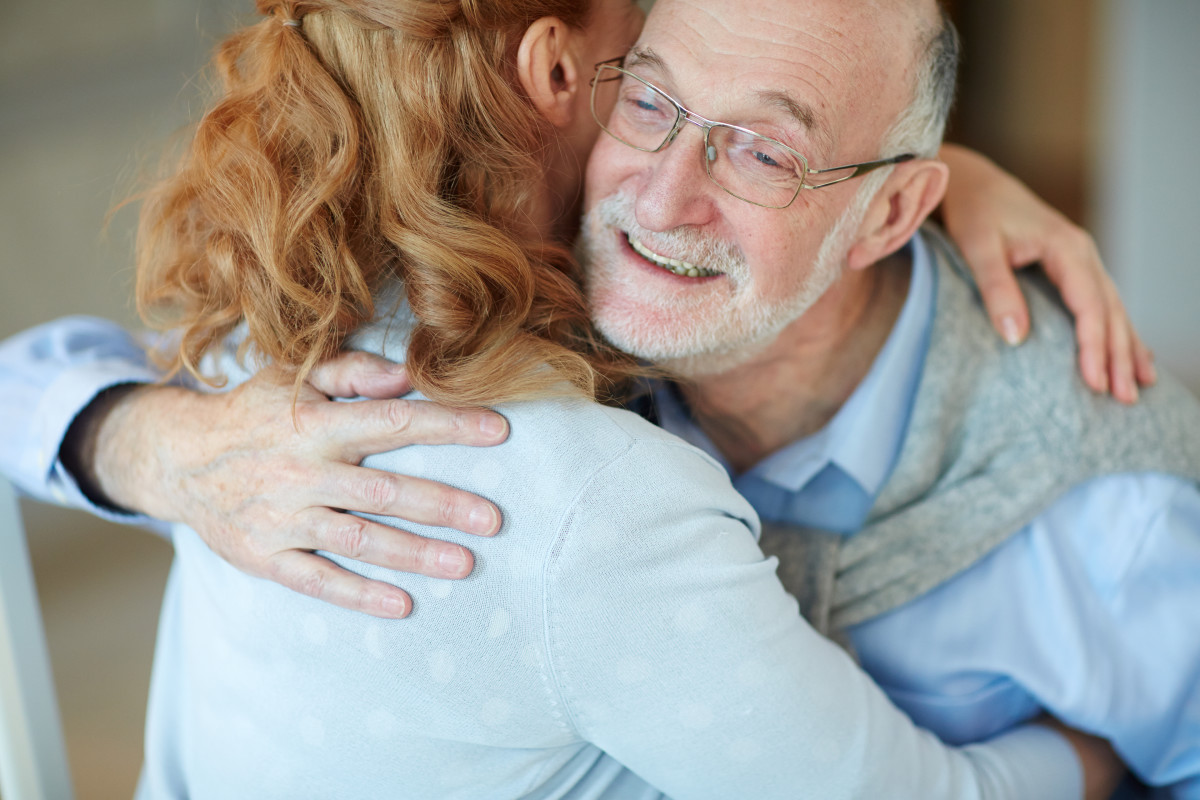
[655,232,937,500]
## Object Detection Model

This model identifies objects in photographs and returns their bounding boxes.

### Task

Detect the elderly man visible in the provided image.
[575,0,1200,795]
[1,0,1194,794]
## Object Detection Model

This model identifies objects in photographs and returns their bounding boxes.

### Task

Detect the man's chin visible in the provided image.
[592,310,696,364]
[593,312,769,380]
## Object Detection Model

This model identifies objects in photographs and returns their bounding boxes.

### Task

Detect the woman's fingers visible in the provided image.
[1132,332,1158,388]
[1101,280,1139,404]
[938,144,1157,402]
[957,231,1031,346]
[1036,233,1113,395]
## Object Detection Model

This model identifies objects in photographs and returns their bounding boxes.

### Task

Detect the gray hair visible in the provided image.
[884,8,962,157]
[825,10,960,260]
[844,9,960,211]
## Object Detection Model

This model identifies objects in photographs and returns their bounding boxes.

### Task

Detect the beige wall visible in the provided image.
[0,1,252,341]
[950,0,1096,224]
[2,4,244,797]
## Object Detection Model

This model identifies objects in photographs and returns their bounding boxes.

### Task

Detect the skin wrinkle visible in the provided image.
[630,46,840,161]
[753,90,819,136]
[583,0,942,465]
[649,1,906,164]
[624,45,830,158]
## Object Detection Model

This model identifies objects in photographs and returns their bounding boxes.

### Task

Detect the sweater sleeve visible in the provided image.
[0,316,164,526]
[542,437,1083,800]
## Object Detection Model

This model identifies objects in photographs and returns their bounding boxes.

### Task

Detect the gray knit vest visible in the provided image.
[760,226,1200,639]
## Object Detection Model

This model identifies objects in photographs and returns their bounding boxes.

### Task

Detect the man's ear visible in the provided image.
[846,158,950,271]
[516,17,583,130]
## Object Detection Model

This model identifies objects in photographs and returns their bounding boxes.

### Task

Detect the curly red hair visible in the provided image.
[135,0,639,405]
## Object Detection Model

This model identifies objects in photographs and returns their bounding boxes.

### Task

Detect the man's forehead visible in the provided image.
[640,0,922,73]
[638,0,924,152]
[626,44,829,146]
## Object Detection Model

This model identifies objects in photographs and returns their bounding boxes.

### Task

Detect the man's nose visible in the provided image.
[633,124,718,233]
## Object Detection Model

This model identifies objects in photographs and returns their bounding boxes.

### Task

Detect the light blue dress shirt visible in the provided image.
[0,316,167,526]
[655,234,1200,797]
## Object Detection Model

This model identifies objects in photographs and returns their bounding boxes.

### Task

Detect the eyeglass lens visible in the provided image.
[591,65,807,208]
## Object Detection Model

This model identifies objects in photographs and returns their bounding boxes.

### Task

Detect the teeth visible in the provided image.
[628,235,719,278]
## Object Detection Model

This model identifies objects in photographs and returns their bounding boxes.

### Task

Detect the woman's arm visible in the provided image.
[939,143,1155,404]
[544,438,1113,799]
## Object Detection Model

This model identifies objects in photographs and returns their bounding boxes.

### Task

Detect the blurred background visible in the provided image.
[1,0,1197,796]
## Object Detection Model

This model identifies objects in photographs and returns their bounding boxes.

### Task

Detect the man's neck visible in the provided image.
[682,250,913,474]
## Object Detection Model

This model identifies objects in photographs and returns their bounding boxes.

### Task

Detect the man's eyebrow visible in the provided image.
[755,90,819,132]
[755,89,834,157]
[624,47,672,80]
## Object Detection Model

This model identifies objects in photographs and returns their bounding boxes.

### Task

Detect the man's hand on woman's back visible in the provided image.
[67,350,508,618]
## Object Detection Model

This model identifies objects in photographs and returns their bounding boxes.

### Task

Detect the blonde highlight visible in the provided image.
[135,0,641,406]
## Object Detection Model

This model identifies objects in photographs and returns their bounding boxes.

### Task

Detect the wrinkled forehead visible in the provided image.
[639,0,923,157]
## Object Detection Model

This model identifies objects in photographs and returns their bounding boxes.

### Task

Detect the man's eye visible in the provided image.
[634,99,660,113]
[753,150,781,168]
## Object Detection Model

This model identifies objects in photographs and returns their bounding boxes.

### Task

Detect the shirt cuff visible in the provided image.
[35,361,161,524]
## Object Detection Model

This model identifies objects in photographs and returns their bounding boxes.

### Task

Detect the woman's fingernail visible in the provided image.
[1120,377,1139,404]
[1000,315,1023,346]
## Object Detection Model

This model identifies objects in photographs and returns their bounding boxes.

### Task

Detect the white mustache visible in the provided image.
[588,190,748,280]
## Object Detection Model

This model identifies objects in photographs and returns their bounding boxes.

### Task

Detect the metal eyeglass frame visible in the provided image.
[590,58,915,209]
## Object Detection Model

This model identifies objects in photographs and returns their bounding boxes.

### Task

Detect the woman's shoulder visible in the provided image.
[503,398,761,556]
[499,396,730,488]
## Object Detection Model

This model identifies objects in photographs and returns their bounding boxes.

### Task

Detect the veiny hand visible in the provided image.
[939,143,1156,404]
[91,351,509,618]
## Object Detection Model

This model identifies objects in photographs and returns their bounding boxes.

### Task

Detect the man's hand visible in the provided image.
[939,143,1156,405]
[79,351,508,618]
[1034,717,1126,800]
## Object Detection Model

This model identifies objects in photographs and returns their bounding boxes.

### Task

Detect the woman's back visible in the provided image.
[142,301,779,798]
[138,298,1086,800]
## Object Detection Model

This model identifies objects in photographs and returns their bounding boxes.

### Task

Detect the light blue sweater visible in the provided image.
[118,298,1083,799]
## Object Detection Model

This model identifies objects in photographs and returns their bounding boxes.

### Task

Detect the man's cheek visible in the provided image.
[584,139,629,210]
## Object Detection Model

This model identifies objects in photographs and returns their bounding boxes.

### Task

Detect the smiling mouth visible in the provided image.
[627,234,721,278]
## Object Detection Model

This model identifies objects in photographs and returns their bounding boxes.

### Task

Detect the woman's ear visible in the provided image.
[516,16,583,130]
[846,158,951,271]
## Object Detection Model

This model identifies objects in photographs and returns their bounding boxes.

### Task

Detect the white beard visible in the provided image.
[579,186,875,378]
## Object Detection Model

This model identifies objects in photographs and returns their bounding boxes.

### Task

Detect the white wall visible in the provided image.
[0,1,251,341]
[1094,0,1200,394]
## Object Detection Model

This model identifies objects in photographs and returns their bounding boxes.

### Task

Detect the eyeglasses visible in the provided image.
[590,59,915,210]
